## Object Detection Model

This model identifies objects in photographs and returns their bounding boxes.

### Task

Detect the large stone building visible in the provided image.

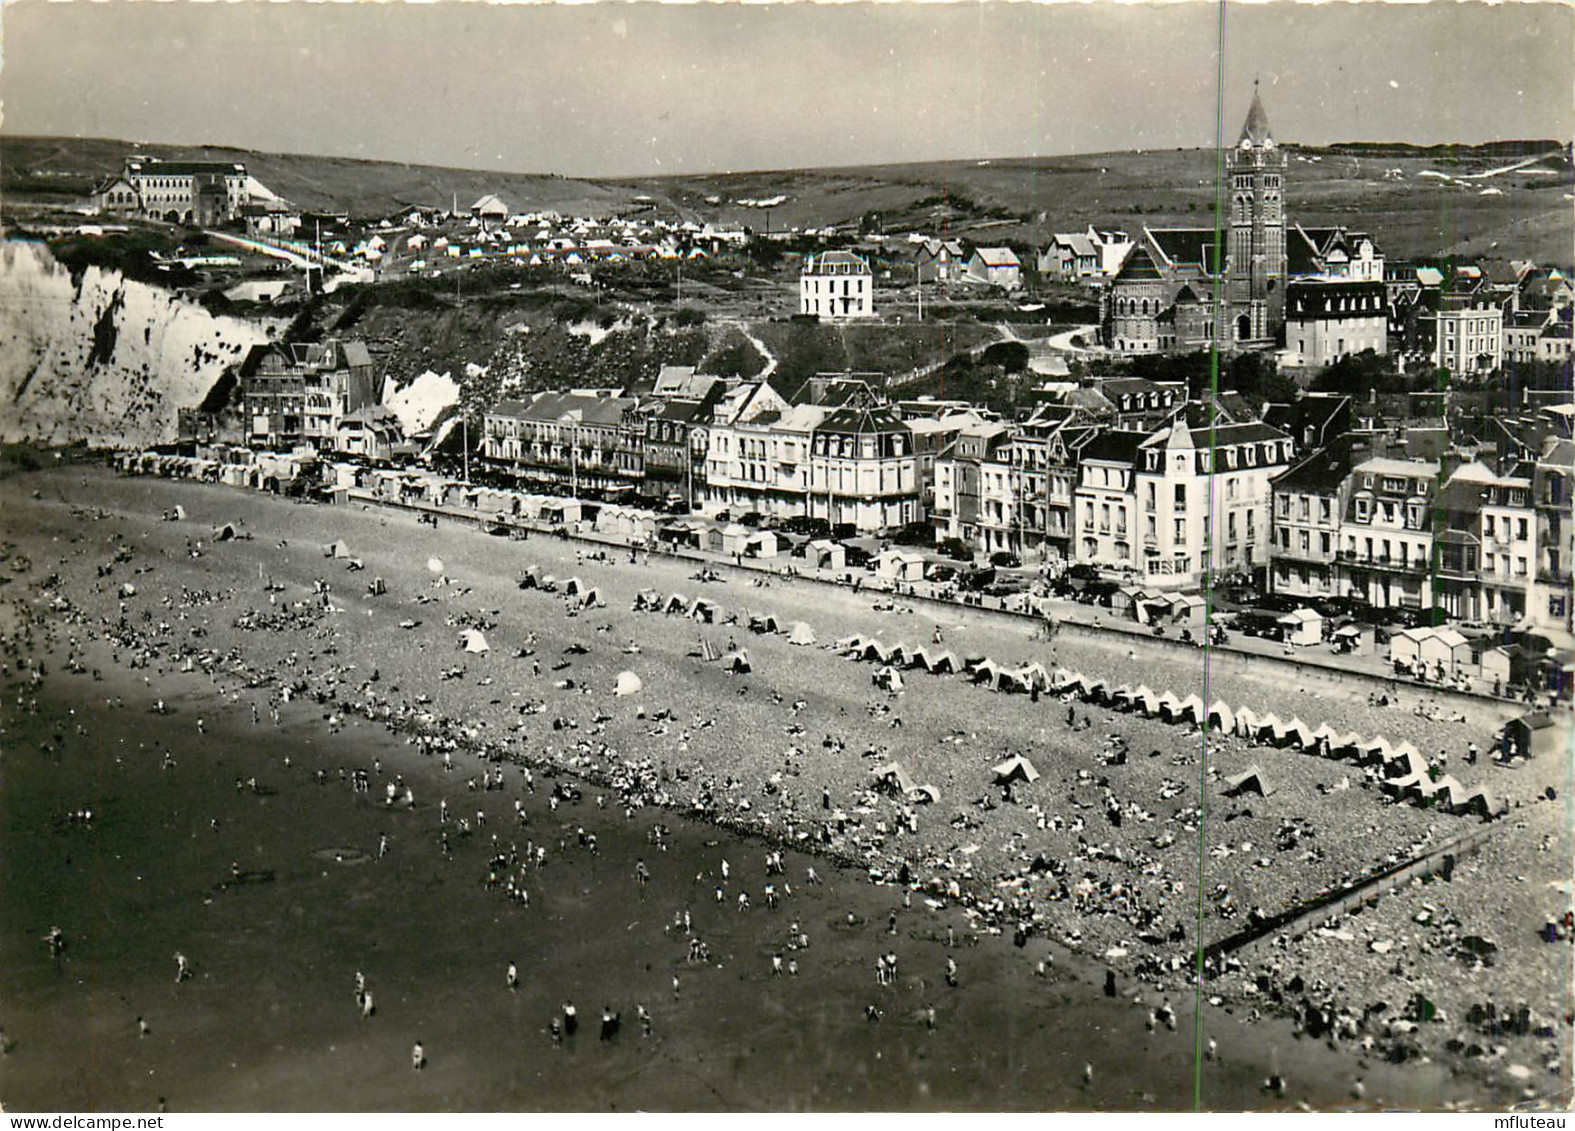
[93,156,254,225]
[238,339,379,452]
[481,391,645,496]
[1073,418,1292,588]
[1102,86,1387,357]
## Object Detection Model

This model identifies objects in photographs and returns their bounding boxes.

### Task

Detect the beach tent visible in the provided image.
[1250,712,1283,741]
[614,671,643,697]
[992,754,1041,785]
[171,505,187,521]
[874,666,905,693]
[574,586,605,609]
[214,522,240,541]
[459,629,490,654]
[1455,785,1506,819]
[724,649,752,674]
[1388,627,1432,667]
[518,567,543,591]
[971,659,1004,686]
[1207,700,1236,733]
[1280,718,1316,749]
[1276,608,1324,647]
[1020,663,1053,692]
[1156,691,1184,723]
[788,622,816,646]
[1222,765,1276,797]
[690,598,721,623]
[324,540,352,559]
[663,594,689,615]
[1380,771,1427,797]
[1355,736,1394,764]
[1051,668,1078,692]
[564,577,589,596]
[1132,686,1163,716]
[633,588,662,611]
[118,583,137,598]
[1234,706,1260,737]
[762,614,784,634]
[1176,693,1207,726]
[872,762,916,796]
[692,638,721,663]
[909,783,942,805]
[834,635,866,654]
[1081,678,1109,704]
[808,540,845,571]
[914,648,959,674]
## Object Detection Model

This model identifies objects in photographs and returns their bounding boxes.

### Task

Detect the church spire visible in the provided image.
[1239,79,1272,146]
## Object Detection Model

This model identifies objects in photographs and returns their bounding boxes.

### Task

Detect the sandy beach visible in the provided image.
[1,466,1568,1111]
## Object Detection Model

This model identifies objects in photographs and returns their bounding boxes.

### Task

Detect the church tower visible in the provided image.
[1226,82,1288,345]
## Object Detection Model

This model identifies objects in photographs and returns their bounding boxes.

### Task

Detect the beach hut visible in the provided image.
[992,754,1041,785]
[690,598,721,623]
[1480,645,1532,689]
[874,550,926,583]
[324,540,352,559]
[872,762,916,796]
[744,532,778,559]
[1388,627,1432,667]
[1168,593,1207,625]
[1110,586,1149,618]
[1331,623,1375,656]
[663,594,689,615]
[1419,628,1474,674]
[459,629,490,654]
[1222,765,1276,798]
[1276,608,1324,647]
[1206,700,1236,733]
[723,649,752,674]
[808,540,846,571]
[614,670,643,697]
[720,524,752,556]
[1504,712,1560,760]
[787,622,816,646]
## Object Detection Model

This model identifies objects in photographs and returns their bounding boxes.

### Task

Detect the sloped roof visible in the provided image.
[815,405,912,437]
[1114,242,1165,282]
[1239,84,1273,145]
[972,247,1021,268]
[1146,228,1221,274]
[1079,430,1148,464]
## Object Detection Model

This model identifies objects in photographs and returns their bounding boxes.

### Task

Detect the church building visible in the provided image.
[1103,86,1385,358]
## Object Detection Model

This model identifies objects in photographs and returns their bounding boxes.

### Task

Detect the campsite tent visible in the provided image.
[459,629,490,654]
[992,754,1041,785]
[324,540,352,559]
[1277,608,1324,647]
[787,622,816,646]
[1222,765,1276,797]
[614,671,643,697]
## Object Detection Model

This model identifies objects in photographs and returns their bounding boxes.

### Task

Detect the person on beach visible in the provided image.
[508,962,519,992]
[174,952,189,983]
[562,1001,578,1036]
[945,957,957,987]
[412,1041,425,1070]
[361,991,375,1019]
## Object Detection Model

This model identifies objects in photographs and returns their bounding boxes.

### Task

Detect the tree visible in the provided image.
[980,340,1031,374]
[1311,350,1403,396]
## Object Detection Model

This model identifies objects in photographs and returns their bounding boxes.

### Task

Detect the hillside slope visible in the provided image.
[6,135,1570,264]
[0,241,277,446]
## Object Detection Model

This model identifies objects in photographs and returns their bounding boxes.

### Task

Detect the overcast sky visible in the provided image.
[4,1,1571,179]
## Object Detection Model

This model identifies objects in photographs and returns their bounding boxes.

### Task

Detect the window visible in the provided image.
[1355,498,1370,522]
[1483,515,1495,539]
[1517,518,1528,541]
[1299,530,1309,553]
[1320,498,1332,523]
[1173,518,1185,542]
[1297,496,1308,519]
[1174,484,1186,512]
[1516,557,1528,577]
[1320,532,1331,555]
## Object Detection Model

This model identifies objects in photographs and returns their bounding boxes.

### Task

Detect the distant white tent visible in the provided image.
[787,621,816,646]
[459,628,490,654]
[724,649,752,674]
[874,665,904,693]
[172,505,187,521]
[614,670,643,697]
[992,754,1041,785]
[324,540,352,559]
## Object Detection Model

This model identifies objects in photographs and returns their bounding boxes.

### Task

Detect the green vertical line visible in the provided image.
[1194,0,1230,1113]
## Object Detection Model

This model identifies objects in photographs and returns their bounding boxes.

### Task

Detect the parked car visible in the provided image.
[737,512,767,528]
[843,545,874,569]
[832,523,859,541]
[926,564,960,583]
[779,515,831,538]
[989,551,1022,569]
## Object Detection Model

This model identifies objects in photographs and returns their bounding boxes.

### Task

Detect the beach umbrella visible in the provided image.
[614,671,643,697]
[427,557,446,575]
